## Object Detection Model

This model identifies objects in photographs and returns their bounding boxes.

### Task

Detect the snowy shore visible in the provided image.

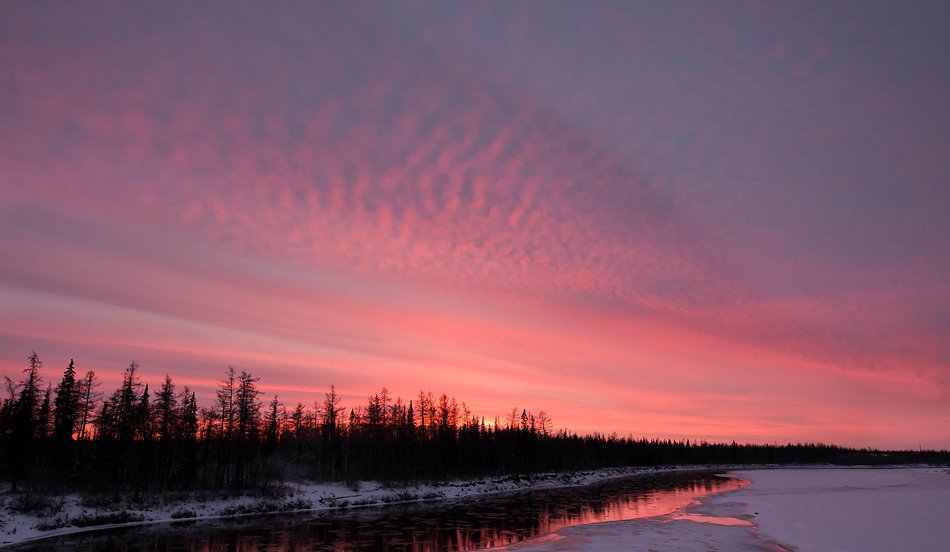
[0,465,709,548]
[6,465,946,550]
[507,466,950,552]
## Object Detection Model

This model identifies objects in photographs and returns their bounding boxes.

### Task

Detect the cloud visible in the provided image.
[1,2,948,448]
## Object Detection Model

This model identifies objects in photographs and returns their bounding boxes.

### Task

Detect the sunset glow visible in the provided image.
[2,2,948,449]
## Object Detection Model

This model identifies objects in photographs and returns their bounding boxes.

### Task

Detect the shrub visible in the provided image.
[219,498,314,517]
[71,511,145,527]
[36,519,69,531]
[80,494,121,508]
[281,498,312,511]
[10,494,59,515]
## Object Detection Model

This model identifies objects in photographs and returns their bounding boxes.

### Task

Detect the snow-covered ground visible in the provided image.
[0,465,695,548]
[5,466,946,550]
[507,467,950,552]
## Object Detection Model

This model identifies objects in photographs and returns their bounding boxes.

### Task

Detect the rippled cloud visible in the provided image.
[1,2,948,448]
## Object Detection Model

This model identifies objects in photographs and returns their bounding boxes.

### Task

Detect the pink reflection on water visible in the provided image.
[489,475,748,550]
[535,477,745,535]
[675,513,754,527]
[54,475,749,551]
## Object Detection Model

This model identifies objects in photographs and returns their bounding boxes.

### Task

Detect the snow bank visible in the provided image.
[10,466,944,550]
[0,465,696,547]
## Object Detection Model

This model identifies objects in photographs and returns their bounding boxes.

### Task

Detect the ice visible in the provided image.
[5,466,947,550]
[510,467,950,552]
[717,468,950,552]
[503,518,767,551]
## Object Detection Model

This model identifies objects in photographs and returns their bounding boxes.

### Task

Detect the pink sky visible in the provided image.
[2,2,948,449]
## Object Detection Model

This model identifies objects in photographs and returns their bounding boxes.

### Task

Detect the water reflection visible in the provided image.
[14,472,744,551]
[673,514,754,527]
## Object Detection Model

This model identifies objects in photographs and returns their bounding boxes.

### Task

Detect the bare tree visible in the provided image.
[322,385,343,439]
[506,407,520,430]
[536,410,552,437]
[216,366,236,441]
[76,371,100,440]
[416,390,428,438]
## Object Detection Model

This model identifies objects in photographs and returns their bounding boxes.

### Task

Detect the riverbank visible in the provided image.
[0,464,720,548]
[507,466,950,552]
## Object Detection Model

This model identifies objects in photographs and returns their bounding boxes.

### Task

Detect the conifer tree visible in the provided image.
[53,359,80,444]
[290,402,305,442]
[37,385,52,439]
[322,385,342,440]
[177,389,199,485]
[264,395,281,455]
[154,375,177,443]
[9,352,43,490]
[115,362,141,443]
[136,384,151,441]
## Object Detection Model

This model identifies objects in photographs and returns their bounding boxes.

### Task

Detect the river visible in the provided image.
[11,471,744,551]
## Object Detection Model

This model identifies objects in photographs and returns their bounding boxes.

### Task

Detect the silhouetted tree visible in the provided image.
[264,395,281,455]
[536,411,552,436]
[416,391,428,439]
[136,384,151,440]
[9,352,43,491]
[176,388,199,485]
[154,376,176,443]
[290,402,305,443]
[4,350,949,494]
[52,359,80,477]
[233,370,261,490]
[76,370,99,441]
[506,407,519,430]
[214,367,236,488]
[37,385,52,439]
[114,362,142,443]
[96,362,144,487]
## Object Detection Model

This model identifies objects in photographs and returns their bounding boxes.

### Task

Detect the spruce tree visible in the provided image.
[53,359,80,444]
[9,352,43,491]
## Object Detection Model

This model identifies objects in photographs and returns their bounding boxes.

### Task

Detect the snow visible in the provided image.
[0,465,694,547]
[714,467,950,552]
[5,466,948,550]
[507,467,950,552]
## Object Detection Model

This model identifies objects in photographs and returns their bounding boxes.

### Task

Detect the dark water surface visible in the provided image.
[14,471,744,551]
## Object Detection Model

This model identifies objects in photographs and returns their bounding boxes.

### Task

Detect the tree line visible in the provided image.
[1,352,947,494]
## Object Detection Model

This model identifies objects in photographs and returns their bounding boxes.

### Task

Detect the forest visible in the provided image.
[2,352,947,494]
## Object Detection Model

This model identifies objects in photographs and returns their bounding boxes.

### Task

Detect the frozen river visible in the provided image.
[9,467,947,551]
[8,471,741,551]
[511,467,950,551]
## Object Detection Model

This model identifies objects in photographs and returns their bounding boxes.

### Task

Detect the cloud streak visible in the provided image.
[1,2,948,448]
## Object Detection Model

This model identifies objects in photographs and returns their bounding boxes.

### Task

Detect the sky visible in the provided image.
[1,1,948,449]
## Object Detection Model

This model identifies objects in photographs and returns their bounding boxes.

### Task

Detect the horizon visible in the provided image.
[2,2,949,451]
[6,350,945,452]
